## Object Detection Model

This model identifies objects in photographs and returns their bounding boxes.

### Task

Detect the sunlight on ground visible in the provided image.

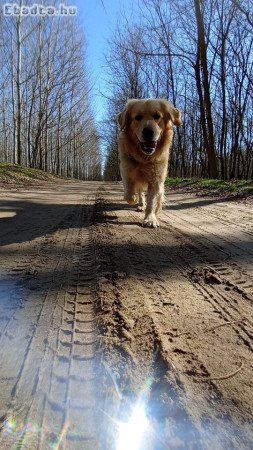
[0,210,17,218]
[116,404,149,450]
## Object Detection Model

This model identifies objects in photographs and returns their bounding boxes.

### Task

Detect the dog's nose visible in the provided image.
[142,127,154,141]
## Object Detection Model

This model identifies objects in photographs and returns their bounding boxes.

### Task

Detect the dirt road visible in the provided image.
[0,180,252,449]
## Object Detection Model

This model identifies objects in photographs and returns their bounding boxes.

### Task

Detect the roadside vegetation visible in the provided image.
[0,162,58,183]
[165,177,253,196]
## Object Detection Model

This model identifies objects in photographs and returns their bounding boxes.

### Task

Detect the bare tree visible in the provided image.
[103,0,253,180]
[0,2,101,180]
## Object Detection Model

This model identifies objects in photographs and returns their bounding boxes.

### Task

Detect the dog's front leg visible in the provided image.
[123,180,138,205]
[143,182,164,228]
[136,190,146,211]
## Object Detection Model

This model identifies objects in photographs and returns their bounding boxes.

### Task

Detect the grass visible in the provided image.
[0,162,58,182]
[165,177,253,194]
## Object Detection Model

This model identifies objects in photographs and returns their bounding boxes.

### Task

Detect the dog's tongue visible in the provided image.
[144,141,156,149]
[140,141,157,154]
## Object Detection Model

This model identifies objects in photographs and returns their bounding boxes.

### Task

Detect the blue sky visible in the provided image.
[74,0,137,123]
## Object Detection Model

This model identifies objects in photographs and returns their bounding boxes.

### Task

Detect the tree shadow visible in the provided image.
[0,196,251,299]
[0,198,92,246]
[164,195,242,210]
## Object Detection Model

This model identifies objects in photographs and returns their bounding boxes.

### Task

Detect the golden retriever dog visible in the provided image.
[118,98,181,227]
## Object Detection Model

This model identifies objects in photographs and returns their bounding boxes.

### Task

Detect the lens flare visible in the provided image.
[0,416,68,450]
[5,418,17,430]
[116,404,149,450]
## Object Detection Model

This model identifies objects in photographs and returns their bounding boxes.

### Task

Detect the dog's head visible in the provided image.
[118,98,181,156]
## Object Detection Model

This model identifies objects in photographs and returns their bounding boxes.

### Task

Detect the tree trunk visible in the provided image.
[194,0,218,178]
[16,10,22,165]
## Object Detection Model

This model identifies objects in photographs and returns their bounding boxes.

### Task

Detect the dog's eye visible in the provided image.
[153,113,161,120]
[135,115,142,121]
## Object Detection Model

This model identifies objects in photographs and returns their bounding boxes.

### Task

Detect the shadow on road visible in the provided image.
[164,195,242,211]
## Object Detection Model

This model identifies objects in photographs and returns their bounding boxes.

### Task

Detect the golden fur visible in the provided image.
[118,98,181,227]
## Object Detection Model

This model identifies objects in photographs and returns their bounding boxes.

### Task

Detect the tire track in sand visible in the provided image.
[0,199,102,450]
[94,189,253,450]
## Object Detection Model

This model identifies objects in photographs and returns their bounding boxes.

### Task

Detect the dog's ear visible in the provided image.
[170,107,181,126]
[118,100,139,131]
[117,108,129,131]
[163,100,182,126]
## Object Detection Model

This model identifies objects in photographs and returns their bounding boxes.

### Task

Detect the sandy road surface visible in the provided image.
[0,180,252,450]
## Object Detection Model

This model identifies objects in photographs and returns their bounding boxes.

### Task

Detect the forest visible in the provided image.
[0,0,252,181]
[0,1,101,180]
[103,0,253,181]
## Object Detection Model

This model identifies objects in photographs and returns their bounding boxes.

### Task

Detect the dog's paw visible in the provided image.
[125,194,138,205]
[142,215,159,228]
[136,205,145,212]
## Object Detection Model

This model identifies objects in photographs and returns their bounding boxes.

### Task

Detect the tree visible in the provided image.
[0,4,101,180]
[103,0,253,180]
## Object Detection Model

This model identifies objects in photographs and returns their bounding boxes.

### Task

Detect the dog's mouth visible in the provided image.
[139,141,157,155]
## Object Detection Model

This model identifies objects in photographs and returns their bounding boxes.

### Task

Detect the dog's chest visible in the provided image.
[136,161,164,183]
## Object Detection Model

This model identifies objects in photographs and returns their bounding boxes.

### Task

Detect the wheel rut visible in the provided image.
[94,188,253,449]
[0,195,102,450]
[0,182,252,450]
